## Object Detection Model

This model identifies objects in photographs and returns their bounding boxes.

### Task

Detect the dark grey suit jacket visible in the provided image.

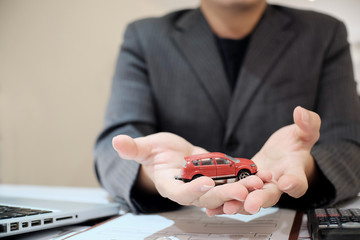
[95,4,360,213]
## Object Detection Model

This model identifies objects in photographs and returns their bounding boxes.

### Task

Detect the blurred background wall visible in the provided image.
[0,0,359,187]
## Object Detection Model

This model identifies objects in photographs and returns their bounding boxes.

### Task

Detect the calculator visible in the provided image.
[308,208,360,240]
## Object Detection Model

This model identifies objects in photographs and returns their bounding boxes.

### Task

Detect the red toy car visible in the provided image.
[175,152,257,182]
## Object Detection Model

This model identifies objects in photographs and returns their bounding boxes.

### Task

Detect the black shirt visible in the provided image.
[215,35,251,91]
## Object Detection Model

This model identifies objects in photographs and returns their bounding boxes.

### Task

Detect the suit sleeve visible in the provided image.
[311,20,360,205]
[280,20,360,209]
[94,23,180,213]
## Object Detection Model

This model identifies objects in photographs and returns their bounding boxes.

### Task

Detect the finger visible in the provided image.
[112,135,152,162]
[199,176,263,209]
[255,170,272,183]
[239,175,265,190]
[206,176,264,216]
[277,173,308,198]
[199,182,247,209]
[223,200,248,215]
[293,106,321,145]
[159,176,215,206]
[207,176,265,215]
[207,201,249,216]
[206,206,224,217]
[244,183,282,214]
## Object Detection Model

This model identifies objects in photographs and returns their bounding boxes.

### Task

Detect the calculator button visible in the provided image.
[327,208,340,217]
[338,208,352,217]
[315,209,327,217]
[350,209,360,216]
[341,222,360,228]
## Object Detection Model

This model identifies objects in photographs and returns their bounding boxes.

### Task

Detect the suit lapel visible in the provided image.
[225,6,296,141]
[172,9,231,122]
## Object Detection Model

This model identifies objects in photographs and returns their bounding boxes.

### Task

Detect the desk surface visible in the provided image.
[1,184,359,240]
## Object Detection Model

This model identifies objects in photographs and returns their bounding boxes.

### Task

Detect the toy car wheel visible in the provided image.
[237,170,250,180]
[192,174,203,181]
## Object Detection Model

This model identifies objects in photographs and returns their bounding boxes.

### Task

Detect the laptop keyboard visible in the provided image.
[0,205,52,219]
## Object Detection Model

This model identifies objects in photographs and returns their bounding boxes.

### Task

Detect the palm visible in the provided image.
[207,110,320,216]
[241,107,321,212]
[113,132,217,205]
[134,133,207,189]
[254,124,312,180]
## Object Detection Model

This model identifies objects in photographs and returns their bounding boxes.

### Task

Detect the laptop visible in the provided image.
[0,195,120,238]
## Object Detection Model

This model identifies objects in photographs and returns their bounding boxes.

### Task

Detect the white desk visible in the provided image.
[1,184,359,240]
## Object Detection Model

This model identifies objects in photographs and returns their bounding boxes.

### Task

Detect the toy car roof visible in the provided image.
[184,152,226,162]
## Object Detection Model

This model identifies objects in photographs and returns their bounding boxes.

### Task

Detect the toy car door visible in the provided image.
[215,158,233,178]
[199,158,216,178]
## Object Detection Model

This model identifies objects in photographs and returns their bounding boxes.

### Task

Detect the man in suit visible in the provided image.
[95,0,360,214]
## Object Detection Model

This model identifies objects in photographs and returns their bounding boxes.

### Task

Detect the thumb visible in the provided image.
[293,106,321,146]
[112,135,152,162]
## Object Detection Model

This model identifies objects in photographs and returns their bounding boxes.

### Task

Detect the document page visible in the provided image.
[65,207,296,240]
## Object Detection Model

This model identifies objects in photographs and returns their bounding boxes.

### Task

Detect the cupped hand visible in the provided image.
[112,132,266,209]
[205,107,320,216]
[218,106,321,215]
